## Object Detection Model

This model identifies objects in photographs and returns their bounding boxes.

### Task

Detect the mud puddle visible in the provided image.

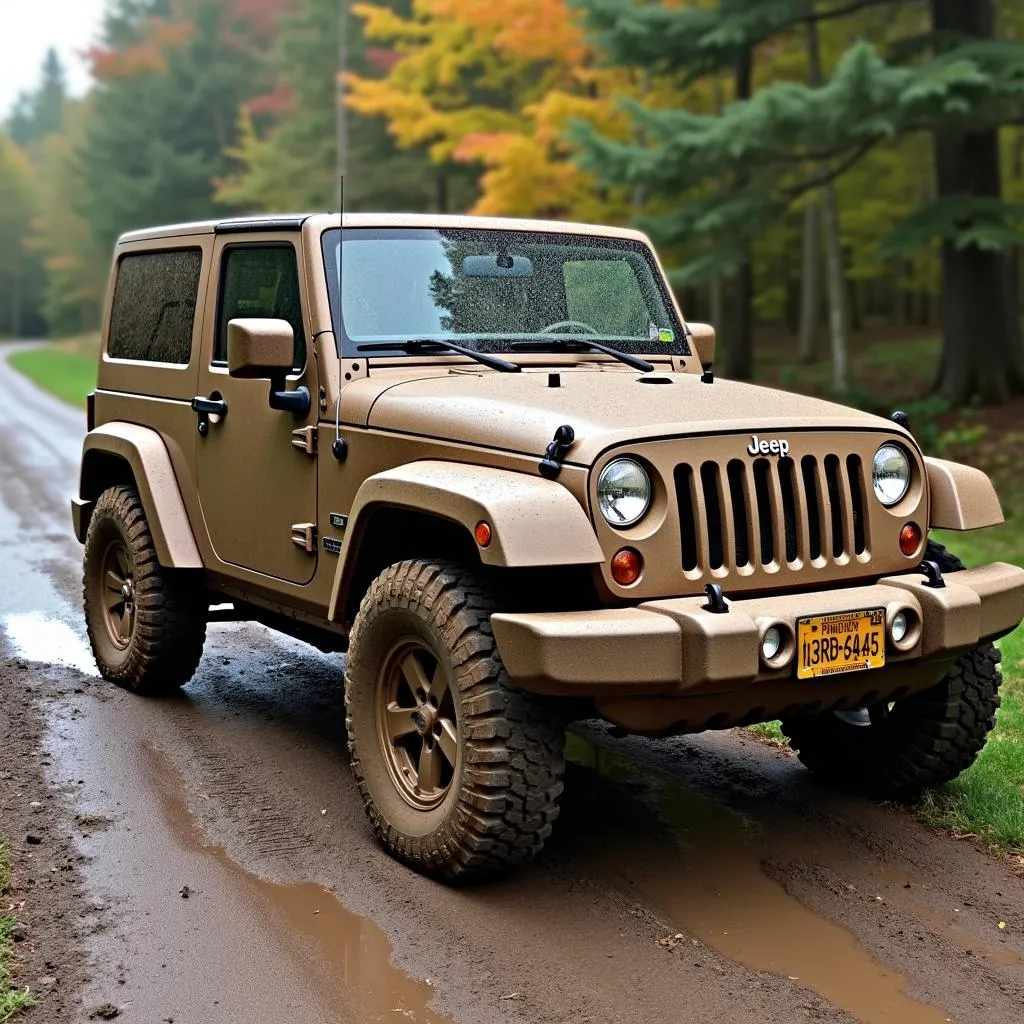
[3,611,98,675]
[146,745,451,1024]
[567,733,953,1024]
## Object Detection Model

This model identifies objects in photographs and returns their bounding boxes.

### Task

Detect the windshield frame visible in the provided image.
[321,226,690,360]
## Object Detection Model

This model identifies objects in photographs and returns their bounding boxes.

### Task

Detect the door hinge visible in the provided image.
[290,522,317,553]
[291,425,317,456]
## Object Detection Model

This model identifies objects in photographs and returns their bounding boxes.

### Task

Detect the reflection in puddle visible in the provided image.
[567,734,952,1024]
[146,747,451,1024]
[3,612,98,675]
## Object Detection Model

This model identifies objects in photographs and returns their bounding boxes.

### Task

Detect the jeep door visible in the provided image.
[193,232,318,585]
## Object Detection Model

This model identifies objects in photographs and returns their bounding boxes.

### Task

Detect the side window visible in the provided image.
[215,245,306,369]
[107,249,202,364]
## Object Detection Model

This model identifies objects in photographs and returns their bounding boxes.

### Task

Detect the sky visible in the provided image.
[0,0,108,120]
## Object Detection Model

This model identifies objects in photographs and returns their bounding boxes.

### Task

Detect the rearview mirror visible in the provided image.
[689,322,715,366]
[227,318,294,379]
[227,318,310,417]
[461,254,534,278]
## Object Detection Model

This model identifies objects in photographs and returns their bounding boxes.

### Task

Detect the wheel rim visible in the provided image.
[100,539,136,650]
[376,637,460,810]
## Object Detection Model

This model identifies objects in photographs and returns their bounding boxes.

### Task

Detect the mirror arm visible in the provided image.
[268,379,311,416]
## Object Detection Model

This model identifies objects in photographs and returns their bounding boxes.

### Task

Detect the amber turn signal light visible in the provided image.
[611,547,643,586]
[899,521,922,556]
[474,521,492,547]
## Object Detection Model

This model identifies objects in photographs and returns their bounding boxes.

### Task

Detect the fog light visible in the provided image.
[892,611,909,644]
[611,547,642,586]
[761,626,782,662]
[899,521,922,556]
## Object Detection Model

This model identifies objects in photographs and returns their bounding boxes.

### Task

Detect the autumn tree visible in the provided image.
[6,49,67,149]
[0,132,44,336]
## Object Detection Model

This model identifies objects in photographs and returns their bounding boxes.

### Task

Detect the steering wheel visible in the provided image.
[539,320,599,335]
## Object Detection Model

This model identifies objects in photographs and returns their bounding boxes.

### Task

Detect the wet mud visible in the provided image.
[3,347,1024,1024]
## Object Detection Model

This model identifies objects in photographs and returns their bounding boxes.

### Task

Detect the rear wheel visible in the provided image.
[344,559,565,880]
[83,485,206,694]
[781,541,1001,800]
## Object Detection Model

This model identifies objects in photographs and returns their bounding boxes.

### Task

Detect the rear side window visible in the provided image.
[215,245,305,368]
[107,249,202,364]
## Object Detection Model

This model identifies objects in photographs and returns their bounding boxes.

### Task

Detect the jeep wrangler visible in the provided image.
[73,213,1024,880]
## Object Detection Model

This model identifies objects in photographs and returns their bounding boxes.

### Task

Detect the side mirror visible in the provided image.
[227,318,294,379]
[688,322,715,367]
[226,318,310,416]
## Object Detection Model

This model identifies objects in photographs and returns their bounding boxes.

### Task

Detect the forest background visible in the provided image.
[1,0,1023,410]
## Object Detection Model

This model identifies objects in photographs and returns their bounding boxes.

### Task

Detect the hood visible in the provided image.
[344,366,898,465]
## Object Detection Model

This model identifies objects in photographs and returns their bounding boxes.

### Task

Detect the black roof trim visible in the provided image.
[214,215,310,234]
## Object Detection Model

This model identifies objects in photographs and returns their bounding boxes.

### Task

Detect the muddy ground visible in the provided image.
[1,348,1023,1024]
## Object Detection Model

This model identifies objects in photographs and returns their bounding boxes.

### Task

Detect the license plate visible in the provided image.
[796,609,886,680]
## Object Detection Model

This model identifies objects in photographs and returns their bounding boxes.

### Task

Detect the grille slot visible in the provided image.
[676,464,698,572]
[824,454,844,558]
[700,462,725,570]
[676,445,869,578]
[847,454,866,555]
[752,459,774,565]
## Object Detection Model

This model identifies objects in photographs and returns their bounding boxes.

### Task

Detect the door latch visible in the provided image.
[191,394,228,436]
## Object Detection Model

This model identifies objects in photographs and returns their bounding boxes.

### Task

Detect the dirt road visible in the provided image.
[1,345,1022,1024]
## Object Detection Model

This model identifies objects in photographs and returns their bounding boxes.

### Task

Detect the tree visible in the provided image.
[0,132,44,336]
[74,0,274,253]
[927,0,1024,404]
[574,0,1024,401]
[217,0,341,210]
[6,49,68,148]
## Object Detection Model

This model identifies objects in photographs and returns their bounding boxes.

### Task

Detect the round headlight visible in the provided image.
[872,444,911,507]
[597,459,651,528]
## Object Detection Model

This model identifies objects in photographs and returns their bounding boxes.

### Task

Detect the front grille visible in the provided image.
[674,453,868,578]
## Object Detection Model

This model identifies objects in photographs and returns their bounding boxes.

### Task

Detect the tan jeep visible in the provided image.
[73,212,1024,880]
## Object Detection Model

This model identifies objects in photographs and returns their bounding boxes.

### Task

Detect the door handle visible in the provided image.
[191,394,227,436]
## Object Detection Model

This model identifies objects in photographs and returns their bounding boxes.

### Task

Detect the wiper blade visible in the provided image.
[356,339,520,373]
[509,338,653,373]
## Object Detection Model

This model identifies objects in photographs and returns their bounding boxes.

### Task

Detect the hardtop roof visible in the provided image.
[116,212,653,245]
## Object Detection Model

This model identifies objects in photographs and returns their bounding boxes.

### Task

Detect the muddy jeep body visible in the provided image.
[73,212,1024,878]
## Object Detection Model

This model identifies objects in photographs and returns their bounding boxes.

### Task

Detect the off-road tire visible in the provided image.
[344,559,565,880]
[781,541,1001,801]
[83,485,206,694]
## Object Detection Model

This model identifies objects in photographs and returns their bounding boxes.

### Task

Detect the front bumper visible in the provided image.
[490,562,1024,697]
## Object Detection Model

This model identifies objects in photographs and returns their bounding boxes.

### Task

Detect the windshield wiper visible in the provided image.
[509,338,654,373]
[356,339,520,373]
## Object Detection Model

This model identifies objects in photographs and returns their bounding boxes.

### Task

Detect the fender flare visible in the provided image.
[327,460,604,623]
[75,422,203,568]
[924,456,1004,531]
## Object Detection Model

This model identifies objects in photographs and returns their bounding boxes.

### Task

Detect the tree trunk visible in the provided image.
[798,197,821,362]
[931,0,1024,404]
[806,14,848,391]
[727,47,754,380]
[709,275,723,335]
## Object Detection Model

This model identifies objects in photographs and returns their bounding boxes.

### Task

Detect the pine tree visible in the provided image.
[6,48,68,147]
[74,0,266,253]
[574,0,1024,402]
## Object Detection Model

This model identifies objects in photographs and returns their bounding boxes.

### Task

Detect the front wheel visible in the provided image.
[781,541,1001,800]
[344,560,565,880]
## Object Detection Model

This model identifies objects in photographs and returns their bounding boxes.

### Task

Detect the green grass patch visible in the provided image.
[0,844,35,1021]
[8,344,97,409]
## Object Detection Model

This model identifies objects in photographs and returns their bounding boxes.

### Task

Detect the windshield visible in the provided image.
[322,227,689,358]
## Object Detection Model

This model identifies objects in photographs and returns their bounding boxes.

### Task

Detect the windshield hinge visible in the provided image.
[291,522,317,553]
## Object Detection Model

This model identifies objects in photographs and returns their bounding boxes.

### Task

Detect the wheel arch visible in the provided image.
[327,460,604,628]
[74,423,203,568]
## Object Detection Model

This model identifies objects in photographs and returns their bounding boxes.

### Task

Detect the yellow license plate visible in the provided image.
[796,609,886,680]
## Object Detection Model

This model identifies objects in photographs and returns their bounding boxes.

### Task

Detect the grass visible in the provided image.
[7,334,98,409]
[0,845,35,1022]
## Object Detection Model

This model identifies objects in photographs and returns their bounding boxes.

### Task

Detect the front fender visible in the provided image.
[924,456,1004,531]
[75,423,203,568]
[327,460,604,622]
